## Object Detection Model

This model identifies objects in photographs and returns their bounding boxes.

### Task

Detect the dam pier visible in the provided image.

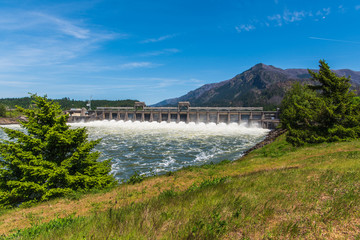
[67,102,280,129]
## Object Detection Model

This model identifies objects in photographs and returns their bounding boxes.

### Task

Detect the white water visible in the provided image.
[1,121,269,181]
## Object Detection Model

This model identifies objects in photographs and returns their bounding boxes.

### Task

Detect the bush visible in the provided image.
[0,95,116,208]
[127,171,144,184]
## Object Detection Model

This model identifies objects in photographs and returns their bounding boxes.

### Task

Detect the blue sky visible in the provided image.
[0,0,360,104]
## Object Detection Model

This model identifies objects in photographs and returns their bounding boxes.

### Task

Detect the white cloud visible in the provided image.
[309,36,360,44]
[268,10,310,26]
[267,14,283,26]
[238,7,332,33]
[139,48,180,57]
[235,24,256,32]
[32,12,90,39]
[267,8,330,26]
[338,5,345,13]
[0,11,95,39]
[141,34,177,43]
[323,7,331,15]
[118,62,161,70]
[283,10,306,22]
[0,10,119,71]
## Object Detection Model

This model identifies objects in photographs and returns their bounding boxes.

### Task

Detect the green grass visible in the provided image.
[5,110,22,118]
[2,135,360,239]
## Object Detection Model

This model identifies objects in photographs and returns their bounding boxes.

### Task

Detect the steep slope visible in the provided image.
[154,63,360,110]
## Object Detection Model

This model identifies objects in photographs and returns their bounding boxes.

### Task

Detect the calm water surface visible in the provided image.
[0,121,269,181]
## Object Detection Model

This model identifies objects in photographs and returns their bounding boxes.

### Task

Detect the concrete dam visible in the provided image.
[67,102,280,129]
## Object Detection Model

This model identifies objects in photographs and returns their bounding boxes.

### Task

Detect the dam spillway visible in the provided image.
[67,102,280,129]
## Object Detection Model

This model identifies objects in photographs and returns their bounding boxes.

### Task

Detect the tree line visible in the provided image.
[0,97,138,111]
[0,104,5,117]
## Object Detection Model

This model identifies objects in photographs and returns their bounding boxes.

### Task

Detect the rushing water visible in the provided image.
[0,121,269,181]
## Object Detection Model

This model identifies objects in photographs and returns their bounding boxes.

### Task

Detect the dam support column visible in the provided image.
[227,112,231,124]
[206,112,210,123]
[248,112,253,126]
[196,111,200,123]
[109,112,112,120]
[167,111,171,123]
[141,112,145,122]
[238,113,242,124]
[158,111,162,123]
[177,113,180,123]
[150,111,153,122]
[217,111,220,124]
[125,111,128,121]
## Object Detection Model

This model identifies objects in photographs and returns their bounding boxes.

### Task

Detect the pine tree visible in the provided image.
[0,104,6,117]
[0,95,116,208]
[281,60,360,146]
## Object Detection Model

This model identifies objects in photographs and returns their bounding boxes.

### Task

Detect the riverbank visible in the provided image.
[0,118,19,125]
[1,133,360,239]
[242,128,287,156]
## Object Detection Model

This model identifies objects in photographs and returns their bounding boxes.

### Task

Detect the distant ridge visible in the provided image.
[153,63,360,110]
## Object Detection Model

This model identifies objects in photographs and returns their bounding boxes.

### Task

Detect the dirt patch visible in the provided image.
[0,117,24,125]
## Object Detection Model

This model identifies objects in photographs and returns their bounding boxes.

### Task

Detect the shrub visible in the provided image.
[126,171,144,184]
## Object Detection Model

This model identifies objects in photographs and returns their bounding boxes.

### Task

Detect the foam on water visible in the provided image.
[1,121,269,181]
[70,120,267,137]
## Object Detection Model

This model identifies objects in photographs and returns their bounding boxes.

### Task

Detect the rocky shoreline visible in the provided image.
[242,128,287,156]
[0,118,21,125]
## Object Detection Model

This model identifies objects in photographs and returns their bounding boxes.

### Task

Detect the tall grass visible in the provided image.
[2,136,360,239]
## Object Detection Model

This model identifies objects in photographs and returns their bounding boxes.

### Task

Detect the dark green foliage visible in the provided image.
[0,97,32,109]
[186,177,229,193]
[189,211,228,239]
[126,171,144,184]
[0,104,6,117]
[0,95,116,208]
[0,97,137,110]
[281,60,360,146]
[158,189,177,199]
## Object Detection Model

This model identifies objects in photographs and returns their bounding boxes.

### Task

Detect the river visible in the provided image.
[0,121,269,181]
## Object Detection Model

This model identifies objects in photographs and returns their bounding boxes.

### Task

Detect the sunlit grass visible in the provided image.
[2,135,360,239]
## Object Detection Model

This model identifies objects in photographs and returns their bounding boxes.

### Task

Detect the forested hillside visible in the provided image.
[0,97,138,110]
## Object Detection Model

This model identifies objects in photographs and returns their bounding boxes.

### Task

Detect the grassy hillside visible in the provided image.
[1,135,360,239]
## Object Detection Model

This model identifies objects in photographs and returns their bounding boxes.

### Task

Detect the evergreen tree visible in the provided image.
[281,60,360,146]
[0,95,116,208]
[0,104,6,117]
